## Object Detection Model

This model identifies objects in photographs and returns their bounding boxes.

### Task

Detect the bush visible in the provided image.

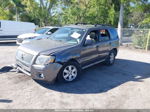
[132,30,150,50]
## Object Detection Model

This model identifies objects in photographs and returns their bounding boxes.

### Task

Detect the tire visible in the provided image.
[57,61,81,83]
[104,50,116,65]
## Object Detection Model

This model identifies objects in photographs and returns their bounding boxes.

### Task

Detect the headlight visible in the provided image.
[35,55,55,65]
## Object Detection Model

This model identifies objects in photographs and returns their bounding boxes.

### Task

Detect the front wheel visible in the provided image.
[104,50,116,65]
[57,62,81,83]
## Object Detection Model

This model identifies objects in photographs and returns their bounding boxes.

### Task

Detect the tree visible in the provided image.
[0,0,13,20]
[0,0,24,21]
[125,0,150,27]
[0,0,149,28]
[60,0,119,26]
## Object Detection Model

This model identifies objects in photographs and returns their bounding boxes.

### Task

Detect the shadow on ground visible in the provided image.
[36,59,150,94]
[0,99,12,103]
[0,66,14,74]
[0,42,17,46]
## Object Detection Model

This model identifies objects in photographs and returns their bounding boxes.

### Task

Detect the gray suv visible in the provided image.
[15,24,119,83]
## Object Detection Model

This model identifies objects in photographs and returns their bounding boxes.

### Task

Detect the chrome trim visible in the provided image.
[16,59,30,71]
[16,50,34,66]
[17,66,31,76]
[82,59,105,69]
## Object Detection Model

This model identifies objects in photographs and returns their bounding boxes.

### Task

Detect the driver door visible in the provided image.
[80,30,99,67]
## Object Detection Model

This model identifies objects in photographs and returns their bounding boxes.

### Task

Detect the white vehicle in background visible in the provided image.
[16,26,59,45]
[0,20,36,42]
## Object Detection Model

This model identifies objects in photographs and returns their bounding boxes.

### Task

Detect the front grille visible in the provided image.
[17,38,23,43]
[16,50,34,65]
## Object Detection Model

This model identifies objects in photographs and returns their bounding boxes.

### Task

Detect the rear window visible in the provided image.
[109,29,118,40]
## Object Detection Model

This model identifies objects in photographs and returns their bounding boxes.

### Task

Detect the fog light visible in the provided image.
[39,74,45,79]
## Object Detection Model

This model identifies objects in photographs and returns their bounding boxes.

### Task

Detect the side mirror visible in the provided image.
[47,32,52,35]
[84,39,93,46]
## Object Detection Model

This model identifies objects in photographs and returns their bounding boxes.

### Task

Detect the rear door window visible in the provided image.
[99,29,110,42]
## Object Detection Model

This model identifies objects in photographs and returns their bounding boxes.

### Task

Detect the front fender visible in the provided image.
[55,52,81,64]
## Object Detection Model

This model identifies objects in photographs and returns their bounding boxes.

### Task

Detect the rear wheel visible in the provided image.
[104,50,116,65]
[57,61,81,83]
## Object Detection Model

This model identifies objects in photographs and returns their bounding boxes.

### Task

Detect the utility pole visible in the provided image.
[146,30,150,51]
[118,3,124,45]
[15,7,18,21]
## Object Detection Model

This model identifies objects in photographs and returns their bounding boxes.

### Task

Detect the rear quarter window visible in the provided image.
[109,28,118,40]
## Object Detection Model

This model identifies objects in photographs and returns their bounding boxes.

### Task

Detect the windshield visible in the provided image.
[49,27,85,45]
[35,28,49,34]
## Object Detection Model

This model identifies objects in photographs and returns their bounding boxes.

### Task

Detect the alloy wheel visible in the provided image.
[63,65,78,82]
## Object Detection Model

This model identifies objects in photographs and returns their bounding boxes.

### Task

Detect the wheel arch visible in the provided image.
[56,58,81,82]
[67,58,80,66]
[112,48,118,56]
[57,58,80,66]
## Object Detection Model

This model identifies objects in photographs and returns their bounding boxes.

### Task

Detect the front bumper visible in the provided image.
[16,62,62,83]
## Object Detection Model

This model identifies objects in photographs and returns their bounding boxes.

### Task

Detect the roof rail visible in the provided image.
[94,24,111,27]
[75,23,91,25]
[75,23,112,27]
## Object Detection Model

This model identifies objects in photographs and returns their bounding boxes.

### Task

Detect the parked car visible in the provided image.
[0,20,35,42]
[16,26,59,45]
[15,23,119,83]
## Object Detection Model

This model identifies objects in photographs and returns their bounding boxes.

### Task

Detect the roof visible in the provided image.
[64,24,114,30]
[42,26,60,29]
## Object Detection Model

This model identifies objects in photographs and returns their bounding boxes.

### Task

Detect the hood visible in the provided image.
[20,39,74,55]
[18,33,41,39]
[34,34,49,40]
